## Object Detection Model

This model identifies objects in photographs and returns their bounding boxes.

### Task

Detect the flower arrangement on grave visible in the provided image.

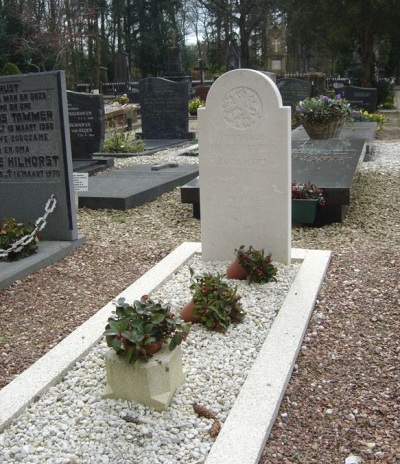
[180,268,245,333]
[104,295,190,364]
[292,181,326,207]
[101,132,144,153]
[0,218,39,262]
[118,94,129,105]
[295,93,351,125]
[351,110,386,131]
[228,245,278,284]
[188,98,205,115]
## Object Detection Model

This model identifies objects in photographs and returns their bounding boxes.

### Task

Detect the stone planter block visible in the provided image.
[103,345,186,411]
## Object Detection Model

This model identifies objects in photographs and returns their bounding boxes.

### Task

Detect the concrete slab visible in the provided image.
[73,158,114,175]
[0,242,331,464]
[292,121,377,141]
[0,235,86,291]
[78,163,199,210]
[94,139,192,158]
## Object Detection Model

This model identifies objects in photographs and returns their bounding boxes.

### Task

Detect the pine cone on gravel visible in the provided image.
[193,402,216,419]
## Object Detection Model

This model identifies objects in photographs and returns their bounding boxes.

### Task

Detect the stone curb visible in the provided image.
[0,243,331,464]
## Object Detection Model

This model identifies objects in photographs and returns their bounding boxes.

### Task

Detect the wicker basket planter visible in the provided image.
[302,118,345,139]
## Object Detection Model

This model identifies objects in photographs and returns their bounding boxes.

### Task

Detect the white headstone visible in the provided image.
[198,69,291,265]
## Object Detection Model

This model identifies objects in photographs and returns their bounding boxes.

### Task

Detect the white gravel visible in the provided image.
[0,254,300,464]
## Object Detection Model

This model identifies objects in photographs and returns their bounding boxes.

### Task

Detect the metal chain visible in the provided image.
[0,194,57,258]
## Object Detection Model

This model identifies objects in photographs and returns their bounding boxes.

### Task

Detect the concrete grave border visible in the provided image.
[0,242,331,464]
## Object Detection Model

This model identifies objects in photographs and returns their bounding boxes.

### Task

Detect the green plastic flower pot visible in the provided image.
[292,199,318,224]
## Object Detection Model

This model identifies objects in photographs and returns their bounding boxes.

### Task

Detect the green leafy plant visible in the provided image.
[0,218,39,262]
[118,94,129,105]
[123,104,139,120]
[104,295,190,364]
[351,110,386,130]
[235,245,278,284]
[189,268,245,333]
[101,132,144,153]
[295,93,352,124]
[188,98,205,115]
[1,62,21,75]
[292,181,326,206]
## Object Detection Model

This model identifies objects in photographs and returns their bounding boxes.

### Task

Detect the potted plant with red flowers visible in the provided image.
[227,245,278,284]
[104,295,191,409]
[180,268,245,332]
[291,180,326,224]
[104,295,190,364]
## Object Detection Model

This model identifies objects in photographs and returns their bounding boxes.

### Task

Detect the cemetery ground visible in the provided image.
[0,112,399,462]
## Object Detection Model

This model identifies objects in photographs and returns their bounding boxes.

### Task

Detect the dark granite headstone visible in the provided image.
[291,138,365,209]
[181,138,366,224]
[276,78,312,111]
[0,71,78,241]
[338,86,377,112]
[139,77,189,139]
[67,91,104,160]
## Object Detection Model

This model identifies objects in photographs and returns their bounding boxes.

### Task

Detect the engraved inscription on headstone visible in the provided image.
[276,78,312,111]
[139,77,189,139]
[199,69,291,265]
[338,86,377,112]
[67,91,105,160]
[0,71,78,241]
[292,139,365,187]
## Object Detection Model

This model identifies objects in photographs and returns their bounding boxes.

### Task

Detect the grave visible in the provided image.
[198,69,291,265]
[138,77,194,140]
[68,91,113,175]
[291,138,366,224]
[0,71,78,241]
[78,163,199,210]
[276,78,312,111]
[337,85,377,112]
[67,90,105,160]
[181,123,376,225]
[292,121,377,142]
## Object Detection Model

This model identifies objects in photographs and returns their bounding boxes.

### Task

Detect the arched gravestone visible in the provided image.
[198,69,291,265]
[0,71,78,241]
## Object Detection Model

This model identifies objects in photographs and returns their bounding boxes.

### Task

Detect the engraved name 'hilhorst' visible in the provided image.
[0,84,59,182]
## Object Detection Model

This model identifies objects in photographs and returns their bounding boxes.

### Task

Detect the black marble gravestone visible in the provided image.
[181,138,367,224]
[337,86,377,112]
[139,77,190,139]
[67,91,105,160]
[277,78,312,111]
[0,71,78,241]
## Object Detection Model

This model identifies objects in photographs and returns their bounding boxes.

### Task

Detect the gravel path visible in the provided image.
[1,112,399,463]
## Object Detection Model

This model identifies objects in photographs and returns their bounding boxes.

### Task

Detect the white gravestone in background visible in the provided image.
[198,69,291,265]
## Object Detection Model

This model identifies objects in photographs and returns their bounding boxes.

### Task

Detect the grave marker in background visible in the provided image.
[337,85,377,112]
[0,71,78,241]
[276,77,312,111]
[139,77,190,139]
[198,69,291,264]
[67,91,105,159]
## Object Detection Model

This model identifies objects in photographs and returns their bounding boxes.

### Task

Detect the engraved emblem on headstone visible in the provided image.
[222,87,262,130]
